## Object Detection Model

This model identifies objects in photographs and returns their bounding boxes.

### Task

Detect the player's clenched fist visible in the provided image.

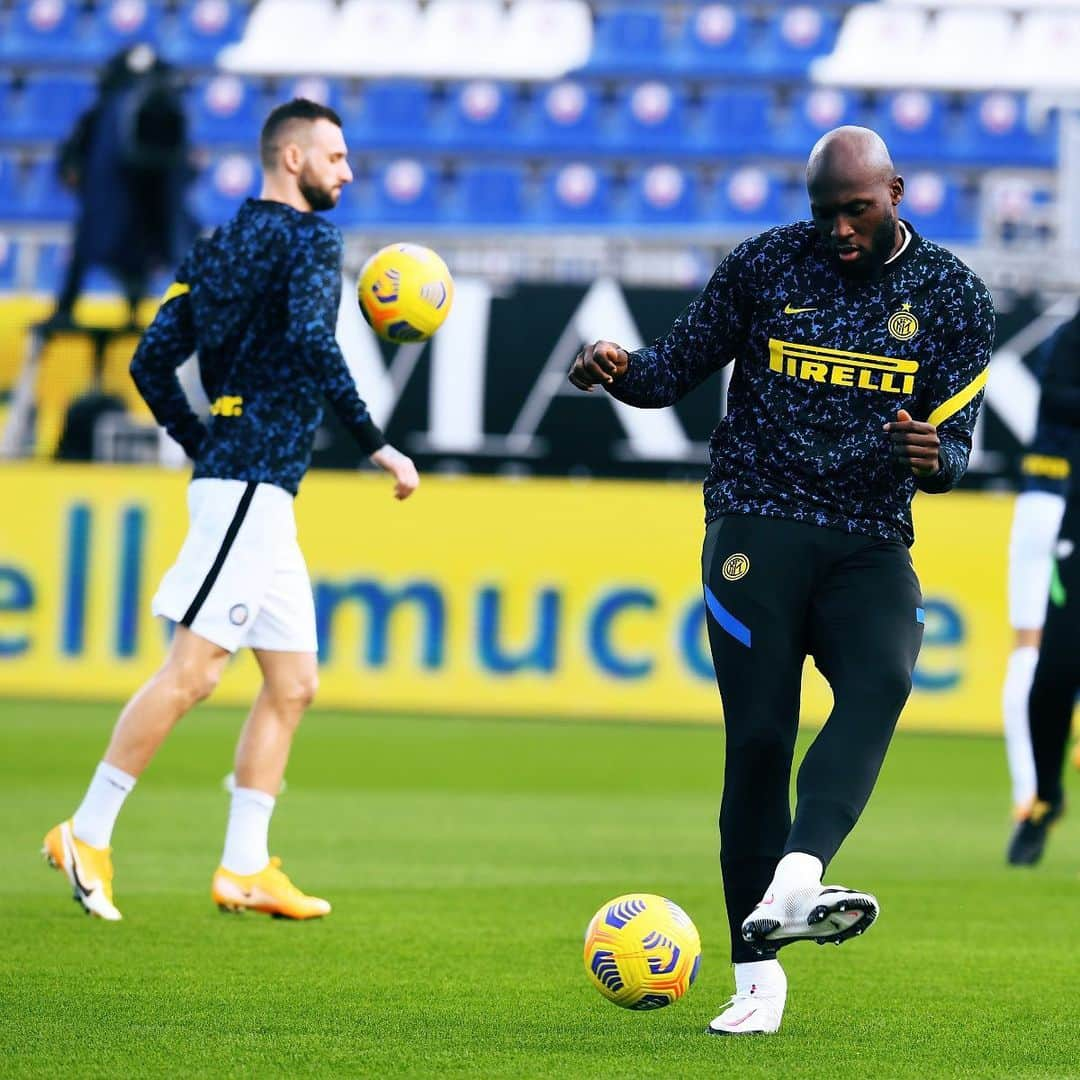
[883,408,941,476]
[568,340,630,392]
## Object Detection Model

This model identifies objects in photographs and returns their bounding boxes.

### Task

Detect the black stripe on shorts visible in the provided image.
[180,482,258,628]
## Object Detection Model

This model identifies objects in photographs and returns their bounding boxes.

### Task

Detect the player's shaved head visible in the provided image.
[260,98,343,170]
[805,126,896,189]
[805,126,904,280]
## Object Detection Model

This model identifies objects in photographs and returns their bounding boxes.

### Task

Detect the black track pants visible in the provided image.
[1029,497,1080,806]
[702,515,924,963]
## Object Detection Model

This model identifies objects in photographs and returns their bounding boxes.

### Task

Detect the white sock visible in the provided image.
[734,959,787,1000]
[221,787,275,875]
[1002,645,1039,808]
[72,761,136,849]
[768,851,824,895]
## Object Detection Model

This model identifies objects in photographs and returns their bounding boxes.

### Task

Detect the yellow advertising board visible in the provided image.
[0,463,1013,731]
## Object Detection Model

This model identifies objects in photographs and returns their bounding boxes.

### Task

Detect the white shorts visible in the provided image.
[1008,489,1067,630]
[152,479,318,654]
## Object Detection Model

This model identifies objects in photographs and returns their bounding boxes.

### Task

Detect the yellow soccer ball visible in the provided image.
[357,242,454,344]
[583,893,702,1010]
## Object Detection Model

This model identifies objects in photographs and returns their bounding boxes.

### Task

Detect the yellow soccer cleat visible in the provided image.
[42,820,122,921]
[1072,739,1080,772]
[211,857,331,920]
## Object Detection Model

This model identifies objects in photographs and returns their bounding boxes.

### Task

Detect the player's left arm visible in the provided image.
[129,279,207,459]
[885,278,995,492]
[289,223,418,499]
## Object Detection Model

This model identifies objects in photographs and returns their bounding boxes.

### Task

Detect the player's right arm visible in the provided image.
[567,245,752,407]
[129,278,207,459]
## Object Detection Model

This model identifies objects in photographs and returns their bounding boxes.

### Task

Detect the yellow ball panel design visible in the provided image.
[357,242,455,344]
[583,893,702,1010]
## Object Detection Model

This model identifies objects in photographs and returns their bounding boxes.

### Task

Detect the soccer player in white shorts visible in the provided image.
[1003,476,1065,826]
[43,99,420,921]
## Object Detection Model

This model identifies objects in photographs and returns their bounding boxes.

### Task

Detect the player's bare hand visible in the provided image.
[369,444,420,500]
[884,408,940,476]
[568,340,629,392]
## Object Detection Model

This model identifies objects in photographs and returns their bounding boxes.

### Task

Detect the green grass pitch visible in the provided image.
[2,700,1079,1078]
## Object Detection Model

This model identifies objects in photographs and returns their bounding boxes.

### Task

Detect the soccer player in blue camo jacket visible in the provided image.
[569,127,994,1035]
[43,99,419,922]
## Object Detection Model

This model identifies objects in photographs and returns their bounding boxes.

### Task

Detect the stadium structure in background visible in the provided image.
[2,0,1080,485]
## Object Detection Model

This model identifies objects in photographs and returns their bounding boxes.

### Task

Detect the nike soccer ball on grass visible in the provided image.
[583,893,702,1010]
[357,242,454,343]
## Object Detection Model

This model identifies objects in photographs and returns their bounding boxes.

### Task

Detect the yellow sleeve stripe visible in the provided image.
[161,281,190,305]
[1021,454,1071,480]
[927,365,989,428]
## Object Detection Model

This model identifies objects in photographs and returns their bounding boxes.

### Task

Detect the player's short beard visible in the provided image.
[837,212,899,281]
[298,166,338,212]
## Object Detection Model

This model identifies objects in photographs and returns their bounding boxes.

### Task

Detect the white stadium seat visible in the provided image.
[218,0,337,75]
[811,5,929,87]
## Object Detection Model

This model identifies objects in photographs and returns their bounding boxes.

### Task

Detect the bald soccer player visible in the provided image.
[569,127,994,1035]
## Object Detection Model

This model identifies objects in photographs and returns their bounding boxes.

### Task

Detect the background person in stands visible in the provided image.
[46,44,195,330]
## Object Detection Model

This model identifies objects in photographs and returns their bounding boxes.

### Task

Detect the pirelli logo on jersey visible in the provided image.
[210,395,244,417]
[768,339,918,396]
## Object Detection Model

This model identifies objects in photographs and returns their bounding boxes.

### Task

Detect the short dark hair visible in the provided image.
[259,98,343,169]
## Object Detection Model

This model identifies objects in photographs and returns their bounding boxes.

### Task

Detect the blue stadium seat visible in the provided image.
[188,75,262,145]
[753,5,839,78]
[33,242,78,292]
[951,93,1057,168]
[162,0,247,66]
[902,172,977,245]
[443,81,517,151]
[609,81,691,154]
[0,153,21,219]
[0,234,17,289]
[873,90,949,164]
[535,163,614,227]
[4,75,96,143]
[8,157,77,222]
[670,4,754,77]
[586,7,667,76]
[368,158,442,224]
[711,167,792,231]
[82,0,163,63]
[779,87,865,157]
[453,164,526,225]
[1,0,83,63]
[696,87,772,156]
[523,80,602,153]
[188,153,259,226]
[627,164,699,226]
[275,75,344,115]
[343,82,437,151]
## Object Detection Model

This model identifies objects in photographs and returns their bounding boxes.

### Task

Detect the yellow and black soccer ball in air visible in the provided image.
[357,243,454,344]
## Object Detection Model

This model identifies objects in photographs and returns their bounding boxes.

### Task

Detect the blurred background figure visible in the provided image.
[47,43,195,329]
[1005,306,1080,864]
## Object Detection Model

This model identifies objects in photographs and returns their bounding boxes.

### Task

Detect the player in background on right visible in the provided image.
[1003,312,1080,863]
[1007,312,1080,866]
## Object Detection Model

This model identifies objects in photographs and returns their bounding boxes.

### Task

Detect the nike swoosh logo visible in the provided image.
[783,304,818,314]
[66,834,95,900]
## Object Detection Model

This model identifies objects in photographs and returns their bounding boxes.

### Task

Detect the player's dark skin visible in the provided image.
[568,126,943,477]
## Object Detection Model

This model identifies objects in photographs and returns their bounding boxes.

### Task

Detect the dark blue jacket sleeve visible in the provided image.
[288,222,386,455]
[608,242,754,408]
[129,284,207,459]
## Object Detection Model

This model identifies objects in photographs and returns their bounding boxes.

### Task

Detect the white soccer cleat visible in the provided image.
[707,989,785,1036]
[741,884,878,952]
